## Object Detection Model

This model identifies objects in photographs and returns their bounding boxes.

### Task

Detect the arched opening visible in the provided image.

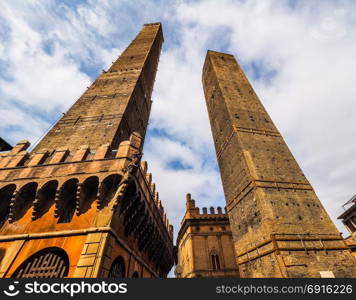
[56,178,78,223]
[32,180,58,220]
[108,256,125,278]
[78,176,99,215]
[0,184,16,226]
[10,182,37,223]
[131,271,139,278]
[131,210,149,238]
[12,247,69,278]
[98,174,120,208]
[138,221,153,251]
[124,198,145,237]
[119,179,138,215]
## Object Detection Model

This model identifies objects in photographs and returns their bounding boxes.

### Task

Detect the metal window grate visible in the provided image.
[12,248,69,278]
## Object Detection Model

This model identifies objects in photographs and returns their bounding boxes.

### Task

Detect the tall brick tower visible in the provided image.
[0,23,174,278]
[202,50,356,278]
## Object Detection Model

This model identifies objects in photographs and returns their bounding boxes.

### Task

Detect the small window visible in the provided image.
[211,253,221,270]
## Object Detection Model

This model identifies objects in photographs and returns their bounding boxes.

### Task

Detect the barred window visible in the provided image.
[12,247,69,278]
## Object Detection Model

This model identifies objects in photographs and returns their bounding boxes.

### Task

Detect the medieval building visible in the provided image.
[0,23,174,278]
[1,20,356,279]
[176,193,239,278]
[201,50,356,277]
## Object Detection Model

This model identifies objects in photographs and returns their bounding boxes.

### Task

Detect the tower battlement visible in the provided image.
[0,133,173,237]
[176,193,239,278]
[183,193,227,222]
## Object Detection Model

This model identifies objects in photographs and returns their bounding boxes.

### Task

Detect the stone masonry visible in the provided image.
[202,50,356,277]
[0,23,174,278]
[176,194,239,278]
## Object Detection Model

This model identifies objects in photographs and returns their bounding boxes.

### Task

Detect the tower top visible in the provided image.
[206,50,234,56]
[202,45,356,277]
[185,193,196,210]
[32,22,164,154]
[182,193,227,224]
[144,22,162,26]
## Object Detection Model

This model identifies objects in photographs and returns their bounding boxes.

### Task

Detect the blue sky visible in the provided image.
[1,0,356,243]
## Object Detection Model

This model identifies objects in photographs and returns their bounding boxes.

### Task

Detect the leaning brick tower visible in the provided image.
[0,23,174,278]
[202,50,356,278]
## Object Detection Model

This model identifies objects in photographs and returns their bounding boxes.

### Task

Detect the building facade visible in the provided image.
[338,195,356,257]
[202,50,356,277]
[0,23,174,278]
[176,194,239,278]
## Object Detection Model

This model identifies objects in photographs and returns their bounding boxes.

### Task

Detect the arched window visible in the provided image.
[12,247,69,278]
[131,271,139,278]
[211,250,221,271]
[108,256,125,278]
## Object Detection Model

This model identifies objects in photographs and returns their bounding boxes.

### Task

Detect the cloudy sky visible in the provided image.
[0,0,355,240]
